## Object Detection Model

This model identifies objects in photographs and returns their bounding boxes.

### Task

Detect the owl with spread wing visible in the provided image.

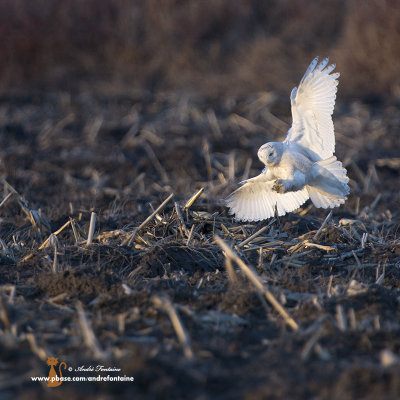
[226,57,350,222]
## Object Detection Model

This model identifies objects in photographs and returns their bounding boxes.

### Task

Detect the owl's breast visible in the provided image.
[269,164,293,180]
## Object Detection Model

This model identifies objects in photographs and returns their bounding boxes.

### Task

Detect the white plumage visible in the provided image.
[226,57,349,222]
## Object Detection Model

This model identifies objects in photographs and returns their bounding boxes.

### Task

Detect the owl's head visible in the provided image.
[257,142,283,166]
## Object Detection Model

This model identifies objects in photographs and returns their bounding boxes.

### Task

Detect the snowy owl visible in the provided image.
[226,57,349,222]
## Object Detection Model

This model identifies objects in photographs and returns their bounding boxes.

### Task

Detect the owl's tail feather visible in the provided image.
[306,156,350,209]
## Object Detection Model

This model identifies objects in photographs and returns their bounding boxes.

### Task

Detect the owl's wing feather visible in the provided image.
[225,173,309,222]
[285,57,339,159]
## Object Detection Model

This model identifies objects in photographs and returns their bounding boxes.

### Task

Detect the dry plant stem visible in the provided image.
[0,294,10,331]
[0,239,14,261]
[370,193,382,210]
[230,113,265,133]
[228,152,235,180]
[143,141,169,183]
[38,220,72,250]
[275,251,311,264]
[0,191,13,208]
[183,187,204,210]
[348,308,357,330]
[301,328,323,361]
[70,219,79,243]
[27,210,40,232]
[202,140,213,182]
[186,224,195,246]
[87,212,97,245]
[174,202,189,237]
[1,180,20,198]
[76,302,106,360]
[238,220,275,248]
[336,304,347,331]
[2,180,41,231]
[376,157,400,169]
[314,210,333,241]
[85,115,103,144]
[4,285,16,304]
[74,221,86,237]
[152,295,194,360]
[327,275,334,297]
[214,235,299,331]
[224,256,237,285]
[376,271,385,285]
[52,240,58,273]
[96,229,127,242]
[123,193,174,246]
[263,109,289,132]
[352,250,362,268]
[207,109,222,140]
[19,220,71,262]
[25,333,47,361]
[304,241,336,251]
[241,158,252,181]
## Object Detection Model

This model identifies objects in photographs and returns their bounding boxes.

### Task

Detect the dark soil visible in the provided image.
[0,90,399,399]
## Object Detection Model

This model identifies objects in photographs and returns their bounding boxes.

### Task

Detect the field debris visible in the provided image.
[0,92,399,399]
[215,235,299,331]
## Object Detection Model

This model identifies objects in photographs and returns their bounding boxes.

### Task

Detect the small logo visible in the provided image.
[46,357,67,387]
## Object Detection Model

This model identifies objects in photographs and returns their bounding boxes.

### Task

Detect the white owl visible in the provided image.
[226,57,350,222]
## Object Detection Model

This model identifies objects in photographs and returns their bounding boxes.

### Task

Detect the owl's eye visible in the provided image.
[269,152,273,157]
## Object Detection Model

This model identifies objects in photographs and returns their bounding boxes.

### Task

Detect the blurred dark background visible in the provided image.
[1,0,399,102]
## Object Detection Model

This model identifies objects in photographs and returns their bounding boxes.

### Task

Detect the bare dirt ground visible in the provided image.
[0,90,399,399]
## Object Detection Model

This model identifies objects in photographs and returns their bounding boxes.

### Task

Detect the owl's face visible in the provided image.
[258,143,281,166]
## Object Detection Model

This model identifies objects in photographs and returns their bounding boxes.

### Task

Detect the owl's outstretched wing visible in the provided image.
[285,57,339,159]
[225,173,309,222]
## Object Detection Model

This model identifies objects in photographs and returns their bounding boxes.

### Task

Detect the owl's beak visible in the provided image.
[257,146,268,164]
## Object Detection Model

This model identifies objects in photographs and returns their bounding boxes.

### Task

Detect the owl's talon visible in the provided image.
[272,180,286,193]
